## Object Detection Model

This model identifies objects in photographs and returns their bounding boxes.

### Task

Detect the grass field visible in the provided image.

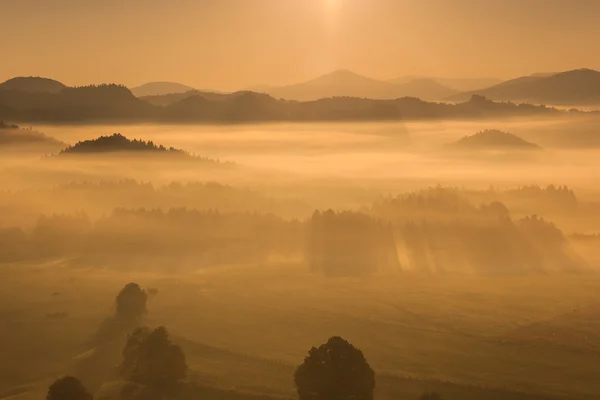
[2,261,600,400]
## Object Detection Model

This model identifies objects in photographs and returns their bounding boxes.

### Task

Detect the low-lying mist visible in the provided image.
[3,116,600,400]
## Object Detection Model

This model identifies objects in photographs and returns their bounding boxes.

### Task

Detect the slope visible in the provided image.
[448,69,600,105]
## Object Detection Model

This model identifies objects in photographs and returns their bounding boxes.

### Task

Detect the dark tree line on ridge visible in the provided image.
[0,194,589,274]
[0,81,570,123]
[0,180,311,225]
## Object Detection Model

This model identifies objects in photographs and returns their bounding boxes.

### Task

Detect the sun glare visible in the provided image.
[324,0,343,13]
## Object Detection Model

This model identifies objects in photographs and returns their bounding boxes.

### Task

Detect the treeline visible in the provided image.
[371,185,579,221]
[307,210,400,276]
[463,185,579,215]
[0,83,568,123]
[0,209,304,268]
[0,184,594,274]
[396,216,582,274]
[370,188,586,274]
[0,180,312,226]
[0,182,584,231]
[0,201,589,274]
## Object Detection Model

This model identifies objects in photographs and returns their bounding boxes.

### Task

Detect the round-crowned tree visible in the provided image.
[116,283,148,321]
[47,376,92,400]
[120,326,187,390]
[294,336,375,400]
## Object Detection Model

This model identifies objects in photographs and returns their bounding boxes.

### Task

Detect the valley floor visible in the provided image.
[2,262,600,400]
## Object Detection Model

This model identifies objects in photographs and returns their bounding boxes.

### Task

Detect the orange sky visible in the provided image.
[2,0,599,90]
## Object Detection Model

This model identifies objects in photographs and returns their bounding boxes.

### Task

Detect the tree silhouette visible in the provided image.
[47,376,92,400]
[116,283,148,321]
[120,326,187,390]
[294,336,375,400]
[307,210,400,276]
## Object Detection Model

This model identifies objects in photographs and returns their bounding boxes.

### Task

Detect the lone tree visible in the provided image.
[95,282,148,344]
[116,282,148,321]
[120,326,187,390]
[47,376,92,400]
[294,336,375,400]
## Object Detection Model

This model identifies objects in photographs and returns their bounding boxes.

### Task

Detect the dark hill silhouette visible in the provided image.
[162,91,284,122]
[130,82,196,97]
[448,69,600,105]
[59,133,190,156]
[0,121,64,149]
[0,76,66,93]
[0,84,154,121]
[449,129,541,150]
[0,81,571,123]
[264,69,458,101]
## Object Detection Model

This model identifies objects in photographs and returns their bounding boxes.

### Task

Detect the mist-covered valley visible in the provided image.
[3,114,600,400]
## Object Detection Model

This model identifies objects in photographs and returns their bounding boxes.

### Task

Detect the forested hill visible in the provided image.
[59,133,189,155]
[0,81,582,123]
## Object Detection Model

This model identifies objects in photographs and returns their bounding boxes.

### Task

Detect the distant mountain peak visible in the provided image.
[306,69,384,86]
[131,82,196,97]
[264,70,457,101]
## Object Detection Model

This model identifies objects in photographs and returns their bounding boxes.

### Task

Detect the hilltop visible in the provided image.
[130,82,196,97]
[263,69,458,101]
[448,69,600,105]
[0,77,66,94]
[449,129,541,150]
[59,133,190,156]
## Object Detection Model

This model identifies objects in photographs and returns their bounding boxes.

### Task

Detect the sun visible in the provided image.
[324,0,343,13]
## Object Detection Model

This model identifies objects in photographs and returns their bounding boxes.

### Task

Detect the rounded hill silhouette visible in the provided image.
[0,76,66,94]
[59,133,187,155]
[449,129,541,150]
[56,133,226,165]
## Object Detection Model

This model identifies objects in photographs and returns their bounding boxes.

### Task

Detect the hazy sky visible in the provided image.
[2,0,599,90]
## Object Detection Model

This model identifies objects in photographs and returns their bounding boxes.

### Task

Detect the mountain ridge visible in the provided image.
[447,69,600,105]
[263,69,458,101]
